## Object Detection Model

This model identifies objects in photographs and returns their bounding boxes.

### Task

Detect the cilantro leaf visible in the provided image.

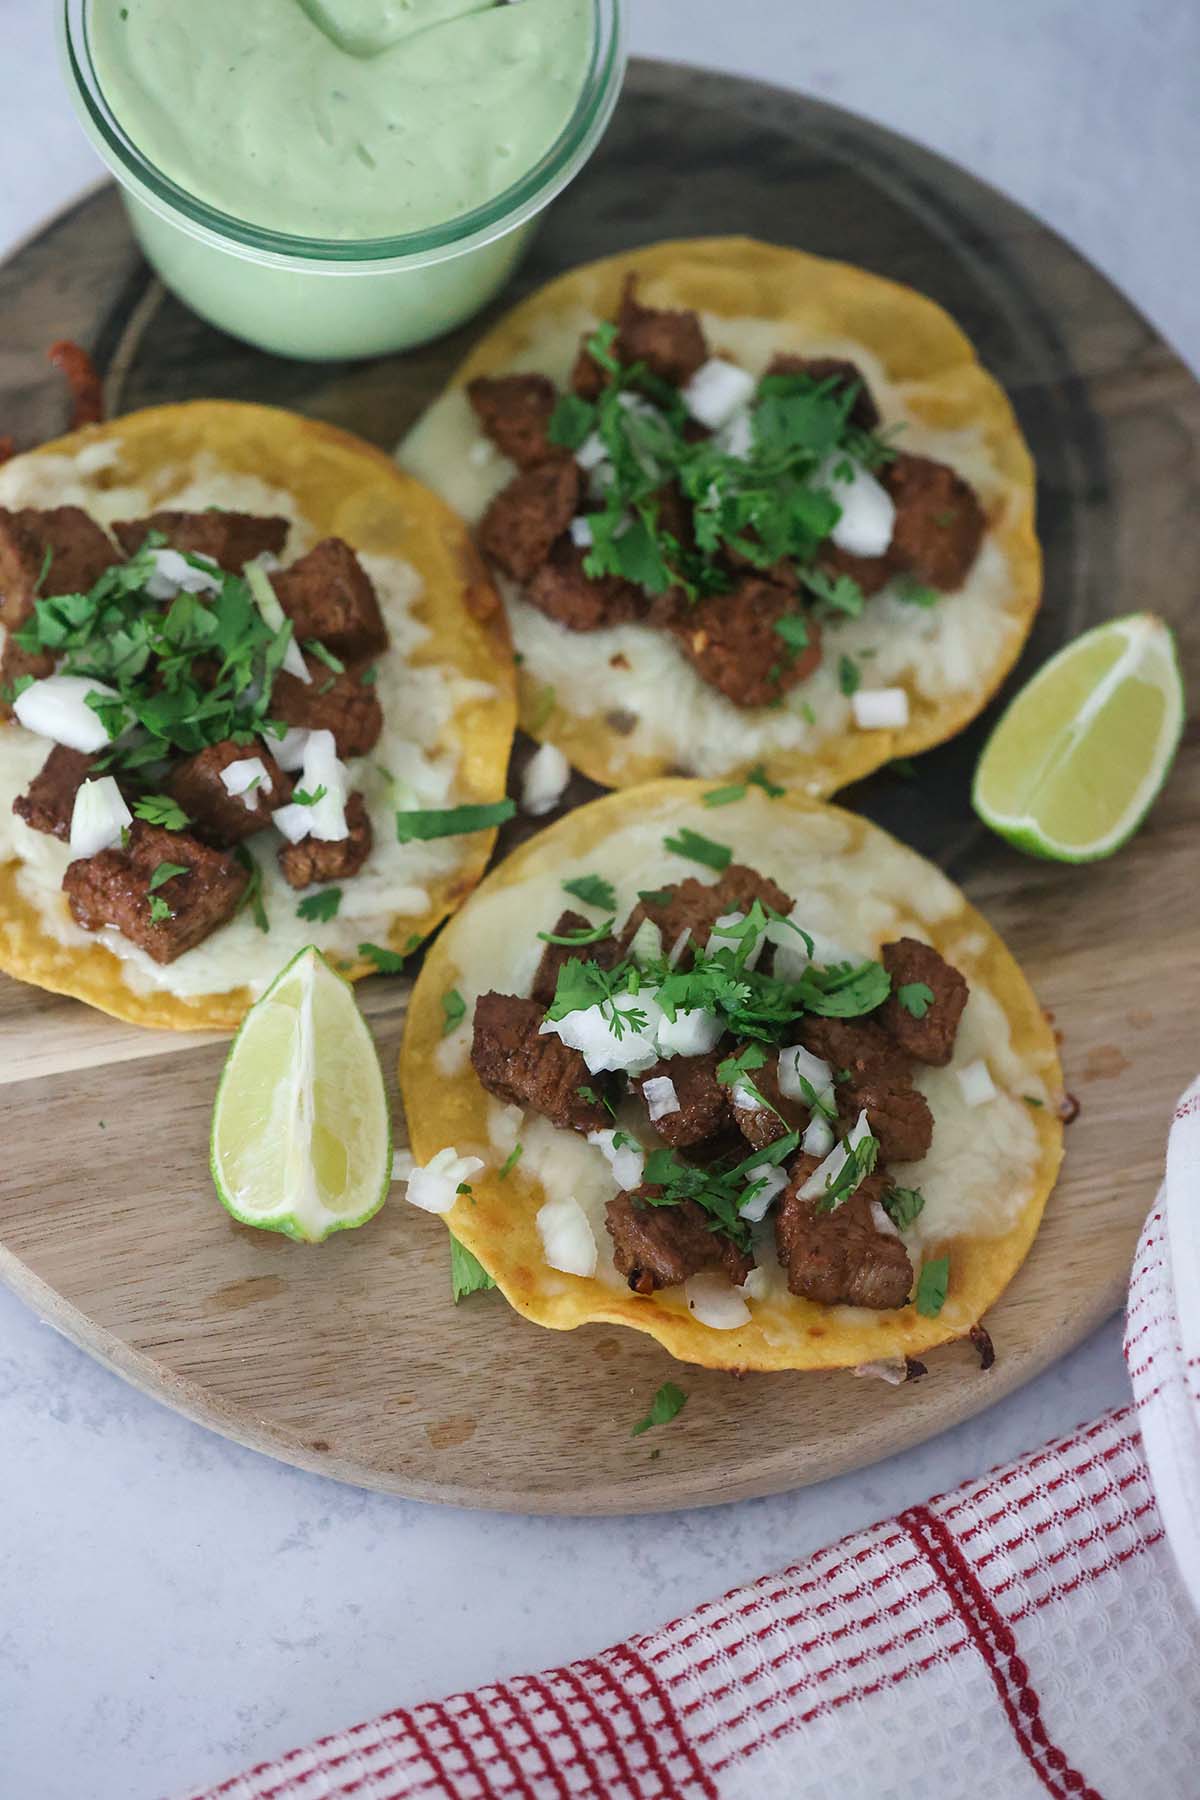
[498,1143,523,1180]
[297,887,341,923]
[562,873,617,911]
[148,895,172,924]
[395,800,516,842]
[638,887,674,906]
[293,785,328,807]
[663,827,732,871]
[915,1255,950,1317]
[303,640,345,674]
[358,940,408,974]
[537,917,616,947]
[703,782,746,807]
[747,763,785,798]
[814,1132,879,1213]
[895,576,939,608]
[450,1235,496,1303]
[897,981,935,1019]
[800,567,865,617]
[233,844,269,933]
[883,1186,925,1231]
[838,654,861,697]
[631,1381,687,1437]
[715,1043,767,1088]
[148,860,190,892]
[548,393,596,451]
[773,613,810,656]
[441,988,466,1035]
[802,958,891,1018]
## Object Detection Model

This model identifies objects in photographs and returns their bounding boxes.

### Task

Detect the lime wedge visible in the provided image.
[210,946,391,1244]
[973,614,1184,861]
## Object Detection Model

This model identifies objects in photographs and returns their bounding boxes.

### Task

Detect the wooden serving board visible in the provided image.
[1,65,1197,1514]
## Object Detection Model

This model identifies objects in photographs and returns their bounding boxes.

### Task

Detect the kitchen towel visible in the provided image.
[184,1078,1200,1800]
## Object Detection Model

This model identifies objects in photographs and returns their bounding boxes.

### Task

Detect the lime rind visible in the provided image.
[210,944,392,1244]
[973,613,1185,863]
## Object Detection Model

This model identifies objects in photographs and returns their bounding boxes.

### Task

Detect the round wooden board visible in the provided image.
[1,64,1197,1514]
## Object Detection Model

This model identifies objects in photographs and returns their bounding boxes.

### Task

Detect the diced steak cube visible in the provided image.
[471,991,608,1133]
[278,791,373,889]
[270,657,382,759]
[111,510,289,572]
[776,1159,913,1309]
[837,1077,933,1165]
[879,937,969,1065]
[816,539,893,599]
[884,453,985,591]
[13,745,104,838]
[765,354,881,431]
[670,577,822,707]
[569,337,608,401]
[632,1051,733,1149]
[467,374,563,470]
[477,458,581,583]
[527,541,643,632]
[0,636,55,718]
[0,505,120,627]
[530,911,617,1008]
[799,1014,910,1086]
[62,820,248,964]
[616,277,709,387]
[730,1051,807,1151]
[606,1189,753,1293]
[169,737,291,846]
[620,862,794,964]
[270,539,387,661]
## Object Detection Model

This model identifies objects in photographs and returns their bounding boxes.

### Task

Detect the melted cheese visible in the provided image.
[0,447,492,1001]
[401,309,1023,784]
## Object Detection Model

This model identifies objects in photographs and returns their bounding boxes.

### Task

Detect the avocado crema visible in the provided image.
[89,0,595,239]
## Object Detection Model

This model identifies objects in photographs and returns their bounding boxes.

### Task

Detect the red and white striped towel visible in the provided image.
[186,1079,1200,1800]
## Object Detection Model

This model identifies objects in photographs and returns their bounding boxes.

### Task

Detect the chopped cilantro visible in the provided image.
[803,958,891,1018]
[148,895,172,924]
[801,568,865,617]
[562,873,617,911]
[304,640,345,674]
[773,613,810,656]
[441,988,466,1035]
[449,1235,496,1302]
[395,799,516,842]
[133,794,190,831]
[915,1255,950,1317]
[148,860,189,892]
[631,1381,687,1437]
[537,917,615,947]
[838,654,861,697]
[297,887,342,923]
[577,1082,616,1116]
[703,782,746,807]
[548,392,596,451]
[715,1042,767,1088]
[358,941,408,974]
[234,844,268,933]
[293,785,328,807]
[747,763,785,798]
[360,664,379,685]
[641,1132,800,1246]
[883,1186,925,1230]
[637,887,674,906]
[662,827,732,871]
[897,981,934,1019]
[497,1143,523,1180]
[800,701,816,724]
[814,1132,879,1213]
[1023,1094,1045,1109]
[895,576,939,608]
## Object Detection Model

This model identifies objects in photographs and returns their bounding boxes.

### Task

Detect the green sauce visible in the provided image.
[90,0,595,240]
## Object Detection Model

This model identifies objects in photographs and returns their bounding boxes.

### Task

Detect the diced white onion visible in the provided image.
[767,911,856,979]
[569,515,594,549]
[655,1006,724,1058]
[958,1058,998,1107]
[144,547,222,600]
[871,1200,902,1240]
[271,726,310,772]
[405,1147,483,1215]
[801,1114,836,1158]
[739,1267,771,1302]
[301,728,348,842]
[731,1080,765,1114]
[683,358,757,430]
[587,1127,645,1192]
[799,1109,872,1201]
[575,431,609,471]
[271,803,313,845]
[521,741,570,817]
[667,928,691,968]
[543,993,664,1075]
[778,1044,834,1108]
[739,1163,789,1223]
[588,461,615,499]
[717,408,754,460]
[536,1194,598,1278]
[626,918,663,966]
[468,439,494,467]
[707,910,765,968]
[685,1272,751,1330]
[819,455,896,557]
[13,674,121,753]
[851,687,910,731]
[68,776,131,858]
[247,562,310,684]
[641,1075,679,1122]
[220,756,271,806]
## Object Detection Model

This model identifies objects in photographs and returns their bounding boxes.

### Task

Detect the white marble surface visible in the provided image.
[0,4,1193,1798]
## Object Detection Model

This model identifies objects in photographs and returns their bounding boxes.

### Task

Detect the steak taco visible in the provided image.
[402,237,1041,795]
[0,401,515,1030]
[400,780,1063,1372]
